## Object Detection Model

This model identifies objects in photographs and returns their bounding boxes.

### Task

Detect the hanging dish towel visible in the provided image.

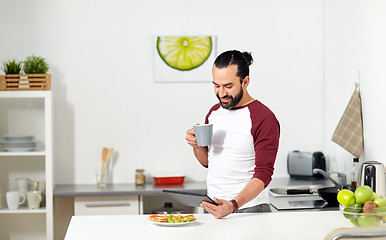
[331,84,363,158]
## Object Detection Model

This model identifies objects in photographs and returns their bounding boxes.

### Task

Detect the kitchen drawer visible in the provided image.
[74,195,139,215]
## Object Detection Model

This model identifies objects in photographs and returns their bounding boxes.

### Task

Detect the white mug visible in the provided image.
[6,191,25,210]
[26,191,42,209]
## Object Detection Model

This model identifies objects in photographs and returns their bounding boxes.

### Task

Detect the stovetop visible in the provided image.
[268,185,338,211]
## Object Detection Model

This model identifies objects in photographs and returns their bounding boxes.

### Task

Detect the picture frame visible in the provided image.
[153,35,217,83]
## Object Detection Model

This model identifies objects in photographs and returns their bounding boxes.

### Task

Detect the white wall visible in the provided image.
[325,0,386,178]
[0,0,325,184]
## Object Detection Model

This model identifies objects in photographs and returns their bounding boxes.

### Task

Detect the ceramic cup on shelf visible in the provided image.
[6,191,25,210]
[26,191,42,209]
[31,180,46,207]
[15,177,31,191]
[15,177,30,206]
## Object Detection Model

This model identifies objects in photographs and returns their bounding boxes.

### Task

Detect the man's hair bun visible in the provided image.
[242,52,253,66]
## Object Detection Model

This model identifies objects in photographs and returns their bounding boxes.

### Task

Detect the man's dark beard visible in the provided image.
[217,88,243,109]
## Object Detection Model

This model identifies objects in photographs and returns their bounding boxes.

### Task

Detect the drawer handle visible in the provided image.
[84,201,131,207]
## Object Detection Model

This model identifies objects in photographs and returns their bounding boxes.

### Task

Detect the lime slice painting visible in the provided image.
[157,36,212,71]
[154,36,216,82]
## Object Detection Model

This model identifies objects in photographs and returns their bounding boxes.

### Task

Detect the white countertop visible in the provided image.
[65,211,354,240]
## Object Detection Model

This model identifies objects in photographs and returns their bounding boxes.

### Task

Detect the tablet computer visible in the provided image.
[162,190,218,207]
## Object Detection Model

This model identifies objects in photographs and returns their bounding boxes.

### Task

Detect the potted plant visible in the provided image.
[0,55,51,91]
[23,55,49,74]
[1,59,22,74]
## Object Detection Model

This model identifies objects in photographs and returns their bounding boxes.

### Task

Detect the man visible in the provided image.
[185,50,280,219]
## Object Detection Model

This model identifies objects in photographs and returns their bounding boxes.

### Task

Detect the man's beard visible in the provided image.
[217,87,243,110]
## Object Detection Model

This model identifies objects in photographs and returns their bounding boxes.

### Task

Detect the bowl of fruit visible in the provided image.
[338,185,386,227]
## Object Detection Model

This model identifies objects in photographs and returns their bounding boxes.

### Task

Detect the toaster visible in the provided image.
[287,151,326,178]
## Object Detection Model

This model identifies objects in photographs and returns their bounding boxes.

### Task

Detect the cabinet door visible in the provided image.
[74,196,139,215]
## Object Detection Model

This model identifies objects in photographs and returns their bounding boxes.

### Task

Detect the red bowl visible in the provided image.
[153,175,185,185]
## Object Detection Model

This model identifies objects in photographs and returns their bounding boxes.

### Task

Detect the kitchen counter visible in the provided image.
[54,177,334,197]
[54,181,207,197]
[65,211,353,240]
[54,177,337,214]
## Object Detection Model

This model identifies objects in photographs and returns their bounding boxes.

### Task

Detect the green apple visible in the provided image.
[337,189,356,206]
[357,215,378,227]
[374,197,386,217]
[343,203,362,219]
[374,197,386,207]
[355,186,374,204]
[350,218,360,226]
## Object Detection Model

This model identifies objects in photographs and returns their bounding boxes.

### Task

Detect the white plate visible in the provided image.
[2,147,36,152]
[152,220,197,227]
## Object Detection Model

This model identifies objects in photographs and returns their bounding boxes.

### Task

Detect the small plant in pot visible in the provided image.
[1,59,22,74]
[23,55,49,74]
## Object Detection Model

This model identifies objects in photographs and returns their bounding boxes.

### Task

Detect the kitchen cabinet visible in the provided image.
[54,182,206,215]
[0,91,53,240]
[74,195,139,215]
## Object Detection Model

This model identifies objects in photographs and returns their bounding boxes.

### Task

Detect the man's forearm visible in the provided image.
[193,146,209,167]
[233,178,265,208]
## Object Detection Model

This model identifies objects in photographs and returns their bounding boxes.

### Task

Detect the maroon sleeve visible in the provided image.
[249,102,280,188]
[205,104,220,124]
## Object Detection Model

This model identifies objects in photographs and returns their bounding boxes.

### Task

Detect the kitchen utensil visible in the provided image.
[313,168,347,207]
[358,160,386,197]
[268,185,321,197]
[317,187,342,207]
[269,198,328,210]
[285,189,317,195]
[106,148,114,164]
[287,151,326,178]
[97,147,109,186]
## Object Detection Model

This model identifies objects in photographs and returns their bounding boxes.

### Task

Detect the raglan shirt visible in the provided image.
[205,100,280,209]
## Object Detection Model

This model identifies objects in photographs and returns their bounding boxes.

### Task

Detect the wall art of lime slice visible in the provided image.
[157,36,212,71]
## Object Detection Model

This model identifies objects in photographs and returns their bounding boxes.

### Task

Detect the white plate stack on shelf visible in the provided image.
[0,135,37,152]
